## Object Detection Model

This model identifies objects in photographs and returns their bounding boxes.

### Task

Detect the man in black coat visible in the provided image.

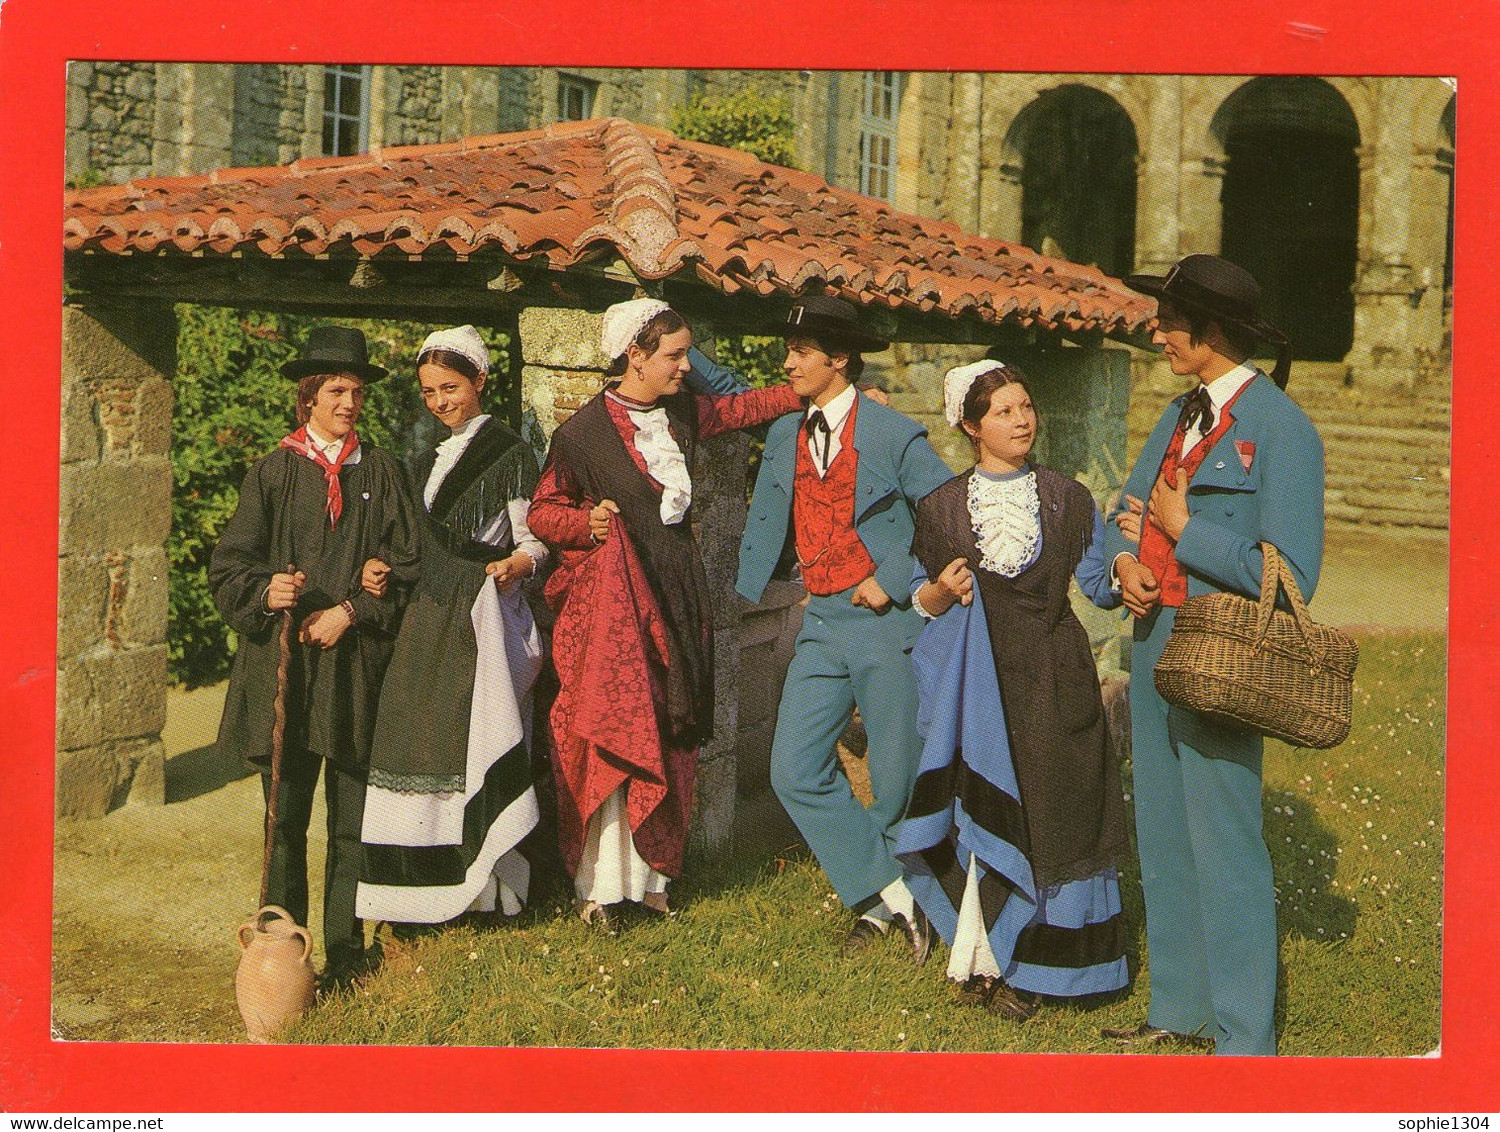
[210,326,420,990]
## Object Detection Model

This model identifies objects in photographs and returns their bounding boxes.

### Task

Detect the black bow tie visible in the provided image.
[806,409,832,469]
[1180,385,1215,436]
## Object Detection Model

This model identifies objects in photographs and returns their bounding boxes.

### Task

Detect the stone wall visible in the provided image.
[66,62,158,183]
[57,305,177,818]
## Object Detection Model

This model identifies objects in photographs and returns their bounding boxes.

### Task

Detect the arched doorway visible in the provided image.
[1212,77,1360,362]
[1007,85,1138,277]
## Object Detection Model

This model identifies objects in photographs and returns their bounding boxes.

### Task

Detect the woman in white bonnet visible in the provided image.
[354,324,548,934]
[529,298,802,930]
[895,359,1131,1020]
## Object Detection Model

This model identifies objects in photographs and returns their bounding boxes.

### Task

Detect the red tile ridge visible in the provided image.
[289,153,381,177]
[371,140,465,164]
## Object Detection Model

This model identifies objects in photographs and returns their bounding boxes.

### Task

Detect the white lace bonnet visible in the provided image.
[418,324,489,376]
[601,298,673,363]
[944,359,1011,427]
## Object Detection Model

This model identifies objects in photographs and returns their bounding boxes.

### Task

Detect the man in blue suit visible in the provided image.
[695,295,952,959]
[1101,255,1325,1055]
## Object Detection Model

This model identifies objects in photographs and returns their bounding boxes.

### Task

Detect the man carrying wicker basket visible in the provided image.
[1100,254,1325,1056]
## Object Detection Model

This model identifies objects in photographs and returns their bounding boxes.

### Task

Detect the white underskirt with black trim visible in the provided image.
[356,581,542,922]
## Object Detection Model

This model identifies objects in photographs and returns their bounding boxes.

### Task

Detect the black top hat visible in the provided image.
[280,325,388,383]
[1124,254,1292,389]
[779,294,889,354]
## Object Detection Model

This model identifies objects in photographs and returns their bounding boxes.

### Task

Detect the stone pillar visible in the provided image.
[1180,148,1226,256]
[1347,82,1426,390]
[153,64,235,175]
[441,67,503,138]
[1134,76,1184,274]
[367,66,391,149]
[640,70,689,130]
[977,74,1023,240]
[515,305,741,856]
[1408,114,1455,389]
[681,323,744,856]
[57,304,176,818]
[299,65,324,158]
[945,73,984,232]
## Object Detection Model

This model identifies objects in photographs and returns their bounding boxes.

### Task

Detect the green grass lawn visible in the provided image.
[290,628,1444,1054]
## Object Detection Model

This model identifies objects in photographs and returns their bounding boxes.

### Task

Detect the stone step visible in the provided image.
[1316,421,1451,450]
[1326,499,1451,529]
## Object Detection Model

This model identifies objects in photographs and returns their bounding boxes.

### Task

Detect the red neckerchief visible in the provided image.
[280,425,360,527]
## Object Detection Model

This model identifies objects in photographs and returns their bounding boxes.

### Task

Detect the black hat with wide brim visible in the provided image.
[1124,254,1292,389]
[279,325,389,383]
[776,294,889,354]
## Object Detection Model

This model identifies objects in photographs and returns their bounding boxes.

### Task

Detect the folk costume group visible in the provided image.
[210,252,1324,1055]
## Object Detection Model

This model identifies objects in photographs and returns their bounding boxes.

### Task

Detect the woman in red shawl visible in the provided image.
[530,299,800,929]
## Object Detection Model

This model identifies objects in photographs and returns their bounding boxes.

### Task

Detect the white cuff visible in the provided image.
[911,585,938,620]
[1109,552,1136,592]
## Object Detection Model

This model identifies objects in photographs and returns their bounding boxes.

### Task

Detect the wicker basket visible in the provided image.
[1153,543,1358,749]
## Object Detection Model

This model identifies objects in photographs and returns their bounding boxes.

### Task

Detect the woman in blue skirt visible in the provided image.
[897,360,1130,1021]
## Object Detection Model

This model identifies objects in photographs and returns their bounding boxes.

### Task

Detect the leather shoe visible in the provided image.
[316,952,378,998]
[841,916,885,956]
[983,979,1040,1022]
[892,907,932,966]
[1101,1021,1213,1049]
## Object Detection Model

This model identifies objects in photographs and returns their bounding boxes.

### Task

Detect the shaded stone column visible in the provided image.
[516,305,740,855]
[1134,76,1184,274]
[57,304,176,818]
[1347,83,1427,390]
[679,323,745,855]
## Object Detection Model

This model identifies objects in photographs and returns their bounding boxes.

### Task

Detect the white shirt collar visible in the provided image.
[304,424,360,463]
[1200,363,1257,410]
[807,383,857,431]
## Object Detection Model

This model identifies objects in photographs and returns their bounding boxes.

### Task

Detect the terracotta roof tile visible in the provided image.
[64,117,1152,335]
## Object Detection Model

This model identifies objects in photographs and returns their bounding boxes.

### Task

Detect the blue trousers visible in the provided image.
[1131,606,1278,1055]
[771,589,924,909]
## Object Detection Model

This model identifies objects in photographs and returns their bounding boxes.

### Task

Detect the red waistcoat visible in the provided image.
[1139,382,1250,606]
[793,402,876,595]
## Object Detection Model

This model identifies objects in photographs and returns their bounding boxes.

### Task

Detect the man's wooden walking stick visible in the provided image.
[234,566,316,1041]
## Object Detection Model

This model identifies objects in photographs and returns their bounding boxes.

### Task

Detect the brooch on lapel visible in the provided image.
[1235,440,1256,472]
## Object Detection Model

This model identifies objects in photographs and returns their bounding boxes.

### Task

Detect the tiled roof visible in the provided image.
[64,118,1153,335]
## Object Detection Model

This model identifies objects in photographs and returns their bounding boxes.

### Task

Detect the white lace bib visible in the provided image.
[968,468,1040,578]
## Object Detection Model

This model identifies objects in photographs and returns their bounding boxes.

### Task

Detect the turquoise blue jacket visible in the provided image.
[686,347,954,606]
[1103,370,1325,602]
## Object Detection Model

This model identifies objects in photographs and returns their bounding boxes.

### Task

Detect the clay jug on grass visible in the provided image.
[235,904,315,1042]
